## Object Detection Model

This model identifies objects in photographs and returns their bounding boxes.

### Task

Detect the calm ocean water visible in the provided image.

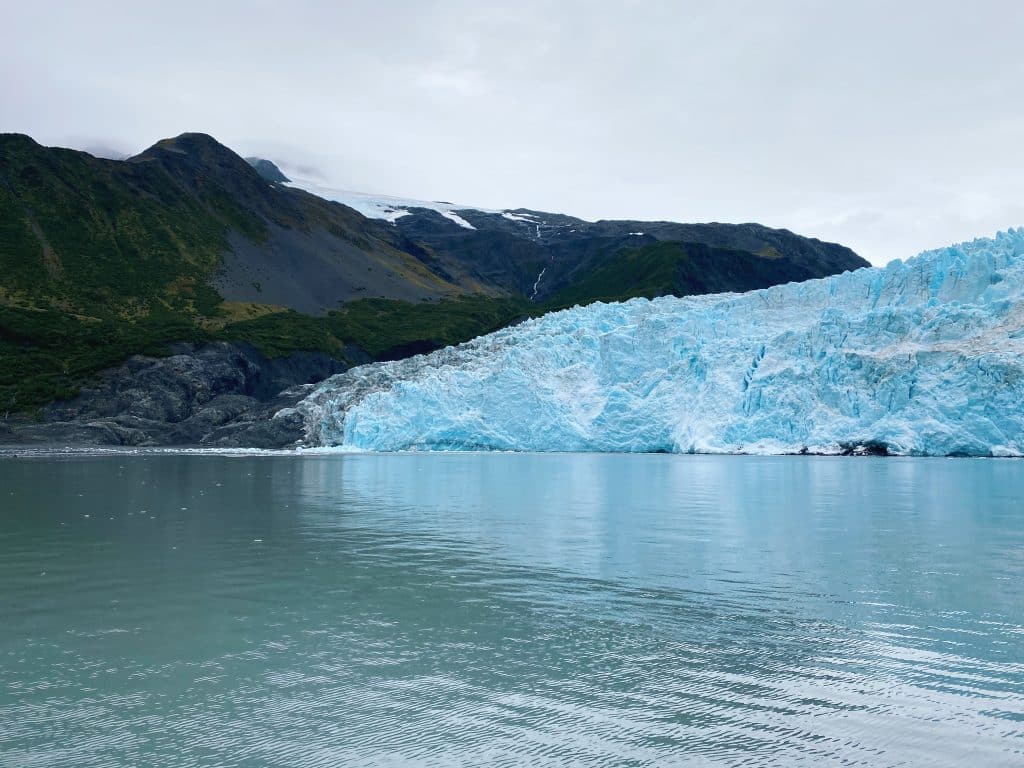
[1,452,1022,767]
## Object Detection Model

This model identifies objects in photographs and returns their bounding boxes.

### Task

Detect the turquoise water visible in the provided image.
[1,452,1022,766]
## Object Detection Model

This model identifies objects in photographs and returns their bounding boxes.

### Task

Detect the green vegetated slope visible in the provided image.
[0,135,231,312]
[217,296,531,361]
[0,133,481,410]
[0,134,239,408]
[542,241,836,308]
[0,131,867,413]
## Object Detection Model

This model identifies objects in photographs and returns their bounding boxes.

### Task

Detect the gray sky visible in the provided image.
[3,1,1022,265]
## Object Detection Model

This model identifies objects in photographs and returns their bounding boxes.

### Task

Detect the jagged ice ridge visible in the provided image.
[296,229,1024,456]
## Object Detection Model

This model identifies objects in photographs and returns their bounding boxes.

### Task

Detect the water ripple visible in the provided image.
[1,453,1022,766]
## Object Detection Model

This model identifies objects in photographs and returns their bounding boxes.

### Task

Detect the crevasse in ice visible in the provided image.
[296,229,1024,456]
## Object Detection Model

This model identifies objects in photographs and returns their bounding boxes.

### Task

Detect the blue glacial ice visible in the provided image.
[296,228,1024,456]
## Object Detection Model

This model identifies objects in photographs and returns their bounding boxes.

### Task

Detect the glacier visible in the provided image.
[296,229,1024,456]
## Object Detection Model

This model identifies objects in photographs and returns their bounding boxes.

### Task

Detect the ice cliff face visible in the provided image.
[297,229,1024,456]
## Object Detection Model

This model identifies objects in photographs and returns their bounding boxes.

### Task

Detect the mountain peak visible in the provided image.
[244,157,290,183]
[144,131,225,153]
[0,132,41,148]
[128,132,251,171]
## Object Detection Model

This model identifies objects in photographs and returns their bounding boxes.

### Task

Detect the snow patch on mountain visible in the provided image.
[285,179,568,237]
[502,211,540,223]
[284,179,492,229]
[297,228,1024,456]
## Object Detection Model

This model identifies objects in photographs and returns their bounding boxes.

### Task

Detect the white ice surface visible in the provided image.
[298,229,1024,456]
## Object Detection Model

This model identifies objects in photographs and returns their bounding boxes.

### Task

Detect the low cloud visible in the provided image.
[3,1,1020,266]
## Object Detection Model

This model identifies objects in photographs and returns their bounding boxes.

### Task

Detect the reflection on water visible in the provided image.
[1,453,1022,766]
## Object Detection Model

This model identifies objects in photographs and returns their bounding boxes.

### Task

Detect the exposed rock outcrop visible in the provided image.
[1,343,347,448]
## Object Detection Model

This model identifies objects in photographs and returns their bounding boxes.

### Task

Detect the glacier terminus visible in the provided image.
[296,229,1024,456]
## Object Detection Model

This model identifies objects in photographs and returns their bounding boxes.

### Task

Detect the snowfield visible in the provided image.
[283,180,491,228]
[296,228,1024,456]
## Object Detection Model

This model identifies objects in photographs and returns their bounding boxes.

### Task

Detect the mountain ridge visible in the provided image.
[1,131,867,422]
[279,173,866,302]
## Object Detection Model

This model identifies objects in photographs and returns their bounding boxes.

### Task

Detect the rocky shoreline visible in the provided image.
[0,343,349,449]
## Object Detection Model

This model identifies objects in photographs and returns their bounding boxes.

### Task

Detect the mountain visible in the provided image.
[1,131,866,417]
[1,132,465,316]
[244,157,290,183]
[284,179,866,303]
[298,229,1024,457]
[0,132,510,412]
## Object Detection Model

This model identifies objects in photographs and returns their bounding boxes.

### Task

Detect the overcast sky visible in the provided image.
[3,1,1022,265]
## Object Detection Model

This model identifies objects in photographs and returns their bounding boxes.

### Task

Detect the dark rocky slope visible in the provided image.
[0,342,345,448]
[387,205,865,303]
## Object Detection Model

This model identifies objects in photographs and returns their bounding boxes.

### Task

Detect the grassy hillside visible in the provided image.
[0,132,483,411]
[543,241,842,308]
[0,297,535,413]
[0,133,244,410]
[0,133,455,317]
[0,134,238,316]
[217,296,532,361]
